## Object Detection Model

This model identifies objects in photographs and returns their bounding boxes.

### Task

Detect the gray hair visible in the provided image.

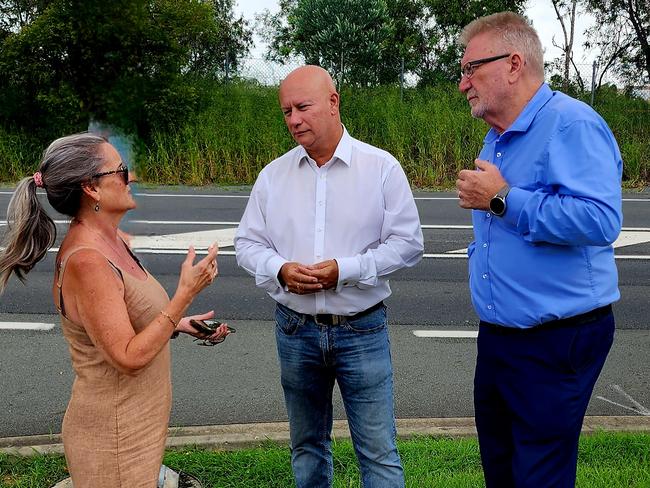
[0,132,107,293]
[459,11,545,81]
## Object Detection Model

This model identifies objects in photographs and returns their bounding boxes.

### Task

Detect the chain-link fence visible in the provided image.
[230,57,302,86]
[229,57,649,103]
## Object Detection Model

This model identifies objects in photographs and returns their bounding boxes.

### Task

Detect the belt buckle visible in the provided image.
[314,314,341,326]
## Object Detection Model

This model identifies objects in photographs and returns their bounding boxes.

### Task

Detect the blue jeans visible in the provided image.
[275,303,404,488]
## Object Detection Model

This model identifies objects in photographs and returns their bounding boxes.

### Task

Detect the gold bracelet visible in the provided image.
[160,310,178,328]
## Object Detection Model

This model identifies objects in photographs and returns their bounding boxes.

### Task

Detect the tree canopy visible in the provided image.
[585,0,650,87]
[259,0,527,86]
[0,0,252,138]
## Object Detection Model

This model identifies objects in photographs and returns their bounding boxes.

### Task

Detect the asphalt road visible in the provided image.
[0,189,648,437]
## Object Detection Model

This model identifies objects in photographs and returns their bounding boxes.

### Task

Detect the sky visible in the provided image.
[232,0,597,68]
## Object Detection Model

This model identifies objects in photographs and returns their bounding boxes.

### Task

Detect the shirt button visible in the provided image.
[317,228,323,233]
[496,152,502,157]
[486,212,491,218]
[483,243,488,248]
[319,201,323,206]
[482,273,488,279]
[487,305,493,310]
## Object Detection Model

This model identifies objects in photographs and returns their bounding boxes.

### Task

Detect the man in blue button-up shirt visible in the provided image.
[455,12,622,488]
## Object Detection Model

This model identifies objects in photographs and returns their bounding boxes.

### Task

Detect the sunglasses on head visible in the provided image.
[92,163,129,185]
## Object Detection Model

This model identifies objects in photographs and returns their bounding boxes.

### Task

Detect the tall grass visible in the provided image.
[137,83,488,187]
[0,131,44,184]
[140,82,295,185]
[1,82,648,188]
[127,82,650,188]
[592,89,650,186]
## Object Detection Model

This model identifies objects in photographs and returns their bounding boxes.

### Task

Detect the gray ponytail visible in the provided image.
[0,176,56,292]
[0,132,107,293]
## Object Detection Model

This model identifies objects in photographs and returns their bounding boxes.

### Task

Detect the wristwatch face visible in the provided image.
[489,196,506,216]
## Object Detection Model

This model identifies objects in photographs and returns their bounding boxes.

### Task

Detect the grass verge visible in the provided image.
[1,432,649,487]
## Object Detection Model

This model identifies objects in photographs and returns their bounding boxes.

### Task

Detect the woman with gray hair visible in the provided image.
[0,133,229,487]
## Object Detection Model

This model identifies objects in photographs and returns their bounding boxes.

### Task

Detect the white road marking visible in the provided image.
[0,322,55,331]
[130,228,237,250]
[0,217,648,235]
[596,384,650,416]
[422,225,472,229]
[413,330,478,338]
[2,190,650,202]
[130,220,238,225]
[2,249,649,259]
[613,230,650,248]
[137,193,249,198]
[127,249,237,256]
[2,218,650,259]
[444,229,650,255]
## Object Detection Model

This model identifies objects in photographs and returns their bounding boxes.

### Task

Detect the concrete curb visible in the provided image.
[2,416,649,457]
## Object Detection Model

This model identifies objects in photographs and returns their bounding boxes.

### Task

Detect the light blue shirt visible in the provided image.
[235,128,424,315]
[469,83,623,328]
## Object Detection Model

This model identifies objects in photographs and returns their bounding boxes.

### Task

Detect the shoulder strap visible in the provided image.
[56,246,123,317]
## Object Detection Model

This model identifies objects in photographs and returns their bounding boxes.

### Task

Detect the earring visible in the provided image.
[94,202,100,212]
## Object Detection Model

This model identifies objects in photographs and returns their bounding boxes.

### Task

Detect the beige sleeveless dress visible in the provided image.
[56,247,172,488]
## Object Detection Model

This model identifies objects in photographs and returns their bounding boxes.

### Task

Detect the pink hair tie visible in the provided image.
[33,171,44,188]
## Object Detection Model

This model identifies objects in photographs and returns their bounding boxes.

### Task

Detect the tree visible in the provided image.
[550,0,584,92]
[259,0,405,86]
[0,0,252,139]
[416,0,528,85]
[583,15,634,91]
[0,0,51,32]
[260,0,528,86]
[585,0,650,86]
[186,0,253,77]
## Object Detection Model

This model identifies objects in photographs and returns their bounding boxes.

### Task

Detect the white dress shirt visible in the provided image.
[234,128,424,315]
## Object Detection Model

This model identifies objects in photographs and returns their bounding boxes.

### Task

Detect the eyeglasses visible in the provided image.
[93,163,129,185]
[461,53,511,79]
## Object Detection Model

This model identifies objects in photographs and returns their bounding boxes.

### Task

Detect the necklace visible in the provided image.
[76,219,137,271]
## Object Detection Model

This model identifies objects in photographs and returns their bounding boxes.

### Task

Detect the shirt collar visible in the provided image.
[484,83,552,143]
[297,125,352,167]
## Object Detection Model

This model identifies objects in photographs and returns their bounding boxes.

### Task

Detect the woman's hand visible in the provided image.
[176,243,218,300]
[176,310,231,342]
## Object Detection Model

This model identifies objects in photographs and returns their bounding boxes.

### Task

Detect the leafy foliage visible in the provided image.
[259,0,528,86]
[585,0,650,86]
[0,0,252,139]
[259,0,401,86]
[416,0,528,84]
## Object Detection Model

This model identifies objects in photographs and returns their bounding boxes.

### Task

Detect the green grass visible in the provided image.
[1,82,648,188]
[1,432,649,487]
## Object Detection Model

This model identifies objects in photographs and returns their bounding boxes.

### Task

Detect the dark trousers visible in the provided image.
[474,309,615,488]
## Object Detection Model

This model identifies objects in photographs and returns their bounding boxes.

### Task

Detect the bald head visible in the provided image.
[278,65,343,165]
[280,65,337,98]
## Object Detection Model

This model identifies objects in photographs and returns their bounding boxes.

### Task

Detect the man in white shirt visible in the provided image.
[235,65,423,488]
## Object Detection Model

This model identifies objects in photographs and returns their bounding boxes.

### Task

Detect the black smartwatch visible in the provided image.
[489,184,510,217]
